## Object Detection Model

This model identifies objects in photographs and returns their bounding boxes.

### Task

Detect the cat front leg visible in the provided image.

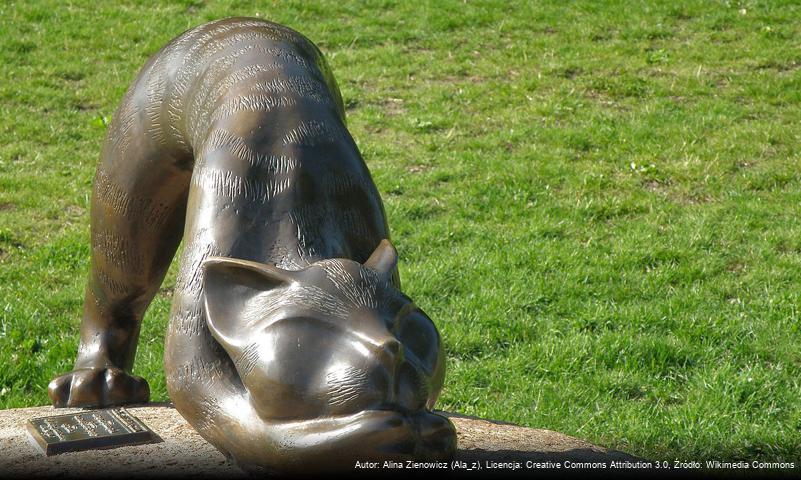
[229,409,457,473]
[49,49,193,407]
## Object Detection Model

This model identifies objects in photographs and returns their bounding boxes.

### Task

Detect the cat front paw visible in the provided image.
[411,410,457,459]
[48,367,149,408]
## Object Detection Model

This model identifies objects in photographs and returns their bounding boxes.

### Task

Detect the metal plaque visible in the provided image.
[26,408,159,456]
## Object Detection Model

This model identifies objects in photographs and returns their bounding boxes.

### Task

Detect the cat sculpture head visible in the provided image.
[202,240,446,424]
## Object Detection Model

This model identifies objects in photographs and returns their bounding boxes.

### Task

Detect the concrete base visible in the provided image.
[0,404,640,477]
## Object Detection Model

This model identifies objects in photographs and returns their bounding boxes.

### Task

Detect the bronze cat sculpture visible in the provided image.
[48,17,456,472]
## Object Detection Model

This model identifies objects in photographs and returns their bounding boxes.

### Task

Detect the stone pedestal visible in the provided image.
[0,404,640,477]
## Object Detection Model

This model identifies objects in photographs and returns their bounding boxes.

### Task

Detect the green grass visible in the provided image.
[1,0,801,462]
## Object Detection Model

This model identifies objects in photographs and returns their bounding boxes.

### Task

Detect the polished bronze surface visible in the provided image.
[47,17,456,472]
[27,408,159,456]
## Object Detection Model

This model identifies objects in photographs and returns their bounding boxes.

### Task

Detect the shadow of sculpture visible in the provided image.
[441,412,644,465]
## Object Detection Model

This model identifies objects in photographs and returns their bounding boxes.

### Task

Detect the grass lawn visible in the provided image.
[1,0,801,462]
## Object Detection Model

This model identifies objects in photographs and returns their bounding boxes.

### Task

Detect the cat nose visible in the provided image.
[376,338,402,365]
[383,339,401,357]
[347,312,402,358]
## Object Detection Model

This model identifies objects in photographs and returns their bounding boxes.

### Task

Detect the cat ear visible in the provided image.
[202,256,296,347]
[364,239,398,278]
